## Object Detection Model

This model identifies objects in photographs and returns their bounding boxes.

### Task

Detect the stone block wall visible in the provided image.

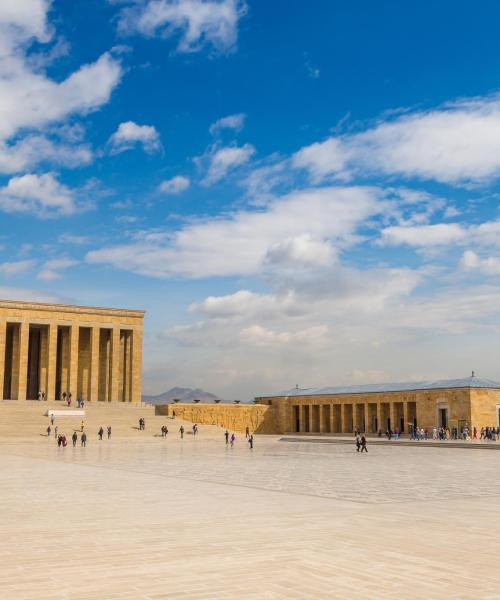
[155,403,279,434]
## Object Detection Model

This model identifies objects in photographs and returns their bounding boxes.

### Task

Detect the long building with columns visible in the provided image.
[255,376,500,433]
[0,299,144,402]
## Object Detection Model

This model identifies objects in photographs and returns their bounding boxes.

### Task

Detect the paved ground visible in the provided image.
[2,425,500,599]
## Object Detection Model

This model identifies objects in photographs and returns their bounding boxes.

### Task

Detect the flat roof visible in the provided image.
[260,376,500,398]
[0,299,145,318]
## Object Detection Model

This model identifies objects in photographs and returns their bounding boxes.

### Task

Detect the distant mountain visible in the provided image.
[142,386,223,405]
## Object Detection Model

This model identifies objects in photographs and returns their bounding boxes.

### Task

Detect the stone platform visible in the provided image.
[1,422,500,599]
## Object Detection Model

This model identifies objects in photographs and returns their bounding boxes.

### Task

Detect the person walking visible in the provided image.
[72,431,78,447]
[245,426,250,438]
[248,434,254,449]
[360,435,368,453]
[54,425,58,439]
[107,426,112,439]
[50,413,55,426]
[81,432,87,447]
[81,420,85,432]
[47,425,51,437]
[355,435,361,452]
[224,430,229,445]
[98,427,104,440]
[230,433,235,448]
[179,425,184,439]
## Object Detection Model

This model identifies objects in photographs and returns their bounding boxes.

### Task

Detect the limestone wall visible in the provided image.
[471,389,500,428]
[155,403,279,434]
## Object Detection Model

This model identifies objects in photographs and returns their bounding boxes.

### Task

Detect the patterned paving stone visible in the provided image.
[1,429,500,598]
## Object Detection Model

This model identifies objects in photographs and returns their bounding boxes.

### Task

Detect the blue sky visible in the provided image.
[3,1,500,398]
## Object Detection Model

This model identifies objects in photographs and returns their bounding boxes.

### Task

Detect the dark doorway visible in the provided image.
[3,324,16,399]
[26,327,41,400]
[294,406,300,432]
[439,408,448,428]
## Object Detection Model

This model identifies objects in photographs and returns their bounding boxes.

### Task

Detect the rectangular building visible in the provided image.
[255,376,500,433]
[0,299,144,402]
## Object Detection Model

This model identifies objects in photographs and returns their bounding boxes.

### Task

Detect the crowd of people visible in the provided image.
[47,417,111,448]
[369,424,500,442]
[47,412,255,451]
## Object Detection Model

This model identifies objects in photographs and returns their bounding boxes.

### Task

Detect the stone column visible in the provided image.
[124,331,132,402]
[17,321,29,401]
[0,320,6,400]
[110,327,121,402]
[46,324,58,402]
[90,326,100,402]
[69,324,79,400]
[364,403,370,433]
[318,404,324,433]
[376,403,382,433]
[403,401,409,434]
[340,403,346,433]
[352,403,359,431]
[131,327,142,404]
[390,402,397,431]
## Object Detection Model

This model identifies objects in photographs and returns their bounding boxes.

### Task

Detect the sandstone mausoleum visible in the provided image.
[0,299,144,403]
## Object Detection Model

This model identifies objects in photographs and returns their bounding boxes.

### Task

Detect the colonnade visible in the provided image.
[292,400,418,434]
[0,320,142,402]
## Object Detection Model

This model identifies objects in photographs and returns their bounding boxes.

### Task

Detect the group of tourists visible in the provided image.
[47,414,111,448]
[223,429,254,449]
[355,434,368,452]
[138,418,146,430]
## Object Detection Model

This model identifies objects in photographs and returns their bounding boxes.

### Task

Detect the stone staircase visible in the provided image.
[0,401,169,439]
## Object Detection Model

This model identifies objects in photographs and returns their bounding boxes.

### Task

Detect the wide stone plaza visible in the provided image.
[2,419,500,599]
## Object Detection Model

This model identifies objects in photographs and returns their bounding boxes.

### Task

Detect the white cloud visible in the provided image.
[459,250,500,275]
[265,234,335,267]
[37,257,78,281]
[190,290,302,319]
[240,324,329,348]
[159,175,190,194]
[109,121,161,154]
[380,223,466,247]
[117,0,247,53]
[0,2,122,173]
[209,112,245,135]
[58,233,90,245]
[0,173,80,218]
[0,135,92,174]
[202,143,255,184]
[293,94,500,185]
[0,259,36,277]
[86,186,383,278]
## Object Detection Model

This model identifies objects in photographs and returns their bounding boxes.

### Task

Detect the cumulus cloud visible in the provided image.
[108,121,161,154]
[293,94,500,185]
[202,143,255,184]
[265,234,335,267]
[86,186,383,278]
[159,175,190,194]
[117,0,247,53]
[0,173,80,218]
[209,112,246,135]
[0,1,122,173]
[459,250,500,275]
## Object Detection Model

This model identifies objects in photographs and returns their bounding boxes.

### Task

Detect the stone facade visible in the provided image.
[255,381,500,434]
[157,403,277,434]
[0,300,144,403]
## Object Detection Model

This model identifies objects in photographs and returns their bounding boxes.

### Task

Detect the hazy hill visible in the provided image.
[142,386,222,405]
